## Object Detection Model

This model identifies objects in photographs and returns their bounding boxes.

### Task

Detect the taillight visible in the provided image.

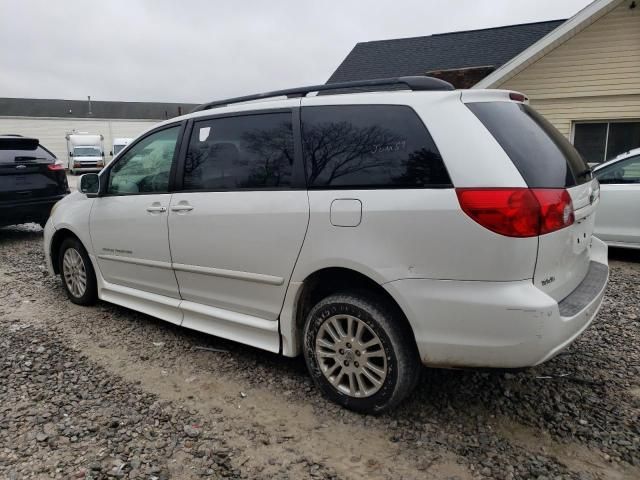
[47,161,65,171]
[533,189,575,234]
[456,188,574,238]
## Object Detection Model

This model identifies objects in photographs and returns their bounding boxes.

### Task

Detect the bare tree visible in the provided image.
[241,121,294,187]
[302,121,403,186]
[393,148,449,186]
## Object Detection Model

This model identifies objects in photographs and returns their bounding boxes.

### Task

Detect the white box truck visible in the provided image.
[111,137,133,158]
[65,132,105,174]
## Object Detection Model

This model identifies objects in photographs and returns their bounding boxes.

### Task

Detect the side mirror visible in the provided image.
[79,173,100,197]
[110,151,113,156]
[69,152,74,157]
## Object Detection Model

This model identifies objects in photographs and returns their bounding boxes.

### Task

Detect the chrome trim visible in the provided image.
[172,262,284,286]
[146,206,167,213]
[170,205,193,212]
[96,254,284,286]
[97,254,173,270]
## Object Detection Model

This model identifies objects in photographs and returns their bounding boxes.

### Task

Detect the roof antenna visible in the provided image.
[87,95,92,116]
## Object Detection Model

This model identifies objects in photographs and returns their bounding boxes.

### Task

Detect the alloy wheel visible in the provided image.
[62,248,87,298]
[315,314,388,398]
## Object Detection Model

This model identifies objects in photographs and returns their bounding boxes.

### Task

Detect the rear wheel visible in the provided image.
[303,292,421,414]
[58,237,97,305]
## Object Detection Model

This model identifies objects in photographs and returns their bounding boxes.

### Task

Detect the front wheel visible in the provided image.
[303,292,421,414]
[58,237,97,305]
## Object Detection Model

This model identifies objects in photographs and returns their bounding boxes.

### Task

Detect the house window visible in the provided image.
[573,121,640,164]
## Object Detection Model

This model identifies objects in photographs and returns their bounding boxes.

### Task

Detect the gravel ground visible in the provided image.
[1,224,639,480]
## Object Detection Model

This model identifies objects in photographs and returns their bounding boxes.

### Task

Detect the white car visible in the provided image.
[593,148,640,249]
[44,77,608,413]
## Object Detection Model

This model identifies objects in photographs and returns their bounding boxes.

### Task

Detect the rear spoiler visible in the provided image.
[0,136,39,150]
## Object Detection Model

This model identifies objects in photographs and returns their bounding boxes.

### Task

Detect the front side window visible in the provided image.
[107,126,180,194]
[596,156,640,184]
[574,121,640,164]
[301,105,450,188]
[183,113,294,190]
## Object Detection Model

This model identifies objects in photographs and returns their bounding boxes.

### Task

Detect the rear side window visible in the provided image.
[467,102,590,188]
[184,113,294,190]
[301,105,450,188]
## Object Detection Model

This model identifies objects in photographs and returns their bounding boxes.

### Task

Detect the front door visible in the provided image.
[167,110,309,351]
[90,125,182,304]
[595,155,640,245]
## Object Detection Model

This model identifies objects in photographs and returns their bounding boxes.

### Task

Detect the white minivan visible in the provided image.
[44,77,608,413]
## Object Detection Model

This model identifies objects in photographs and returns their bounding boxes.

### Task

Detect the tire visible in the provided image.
[58,237,98,305]
[303,292,421,414]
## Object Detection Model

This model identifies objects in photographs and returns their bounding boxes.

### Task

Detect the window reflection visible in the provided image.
[184,113,293,190]
[302,105,450,188]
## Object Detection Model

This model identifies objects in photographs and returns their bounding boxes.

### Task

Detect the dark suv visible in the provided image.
[0,135,69,228]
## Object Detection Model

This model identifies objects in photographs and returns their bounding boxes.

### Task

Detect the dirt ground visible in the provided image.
[1,224,639,479]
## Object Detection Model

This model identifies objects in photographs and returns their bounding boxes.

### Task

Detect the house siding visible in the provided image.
[498,0,640,139]
[530,95,640,138]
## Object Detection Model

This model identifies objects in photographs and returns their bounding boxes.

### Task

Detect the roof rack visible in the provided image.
[191,76,454,113]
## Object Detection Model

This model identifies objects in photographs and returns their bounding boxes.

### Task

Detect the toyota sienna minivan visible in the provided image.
[44,77,608,413]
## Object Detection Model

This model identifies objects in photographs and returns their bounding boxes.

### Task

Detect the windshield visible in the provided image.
[113,144,126,155]
[73,146,101,157]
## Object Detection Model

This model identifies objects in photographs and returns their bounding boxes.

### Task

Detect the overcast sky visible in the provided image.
[0,0,592,104]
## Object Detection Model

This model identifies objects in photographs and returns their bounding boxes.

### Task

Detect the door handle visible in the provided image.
[146,206,167,213]
[171,205,194,212]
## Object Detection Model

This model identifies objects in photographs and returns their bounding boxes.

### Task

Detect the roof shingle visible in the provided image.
[327,20,565,84]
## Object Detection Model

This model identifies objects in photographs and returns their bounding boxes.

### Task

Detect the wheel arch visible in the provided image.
[280,266,418,357]
[50,227,84,274]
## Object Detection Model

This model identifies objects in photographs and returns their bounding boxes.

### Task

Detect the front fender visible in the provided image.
[45,192,96,272]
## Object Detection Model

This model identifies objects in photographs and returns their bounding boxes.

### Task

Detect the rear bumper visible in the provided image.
[384,237,608,369]
[0,195,66,227]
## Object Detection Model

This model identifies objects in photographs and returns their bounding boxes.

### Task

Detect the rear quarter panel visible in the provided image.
[292,92,538,284]
[290,188,538,284]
